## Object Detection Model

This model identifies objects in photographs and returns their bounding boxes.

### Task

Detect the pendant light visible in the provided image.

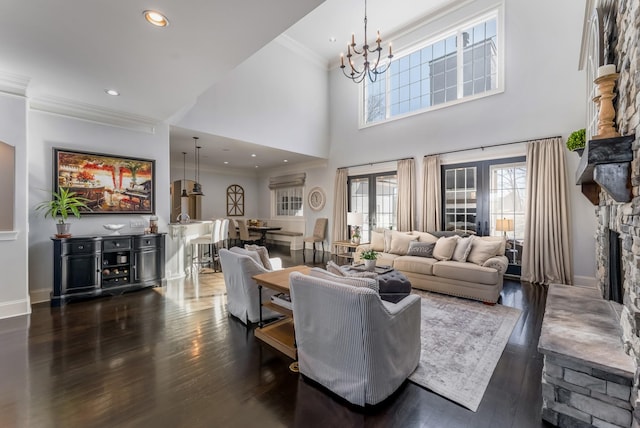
[180,151,188,198]
[191,136,204,195]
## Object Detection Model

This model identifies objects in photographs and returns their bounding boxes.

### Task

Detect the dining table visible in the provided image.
[248,225,281,246]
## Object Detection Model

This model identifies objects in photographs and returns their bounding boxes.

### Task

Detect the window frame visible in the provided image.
[271,186,305,218]
[347,171,398,242]
[360,7,505,128]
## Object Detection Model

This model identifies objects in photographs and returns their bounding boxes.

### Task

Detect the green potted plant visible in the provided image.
[35,187,90,237]
[567,128,586,155]
[360,248,379,271]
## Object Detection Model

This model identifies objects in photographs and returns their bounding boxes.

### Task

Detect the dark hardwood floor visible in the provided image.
[0,247,552,428]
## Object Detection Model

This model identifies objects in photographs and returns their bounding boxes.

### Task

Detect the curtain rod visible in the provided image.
[340,156,414,170]
[424,135,563,157]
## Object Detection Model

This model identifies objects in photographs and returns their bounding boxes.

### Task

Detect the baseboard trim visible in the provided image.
[0,298,32,320]
[573,275,597,288]
[30,288,51,304]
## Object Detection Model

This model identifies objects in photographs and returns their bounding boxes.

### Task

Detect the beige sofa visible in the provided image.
[355,230,509,304]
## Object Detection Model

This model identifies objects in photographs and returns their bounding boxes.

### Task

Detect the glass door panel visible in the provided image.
[375,175,397,231]
[349,177,370,241]
[349,172,397,243]
[443,166,477,234]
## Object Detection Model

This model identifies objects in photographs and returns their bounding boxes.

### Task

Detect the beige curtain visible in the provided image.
[332,168,349,243]
[396,159,415,231]
[521,137,573,285]
[421,155,441,232]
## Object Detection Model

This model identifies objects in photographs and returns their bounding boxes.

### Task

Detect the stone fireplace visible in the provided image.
[538,0,640,427]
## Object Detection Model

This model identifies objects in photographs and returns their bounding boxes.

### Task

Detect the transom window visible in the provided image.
[364,10,501,125]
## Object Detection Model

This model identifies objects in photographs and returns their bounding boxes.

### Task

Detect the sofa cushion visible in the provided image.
[451,236,474,262]
[377,252,401,267]
[393,255,437,275]
[383,229,393,252]
[411,231,439,244]
[406,241,436,258]
[433,236,459,261]
[467,239,503,265]
[389,231,418,255]
[370,231,385,252]
[244,244,273,270]
[432,261,499,285]
[309,267,379,292]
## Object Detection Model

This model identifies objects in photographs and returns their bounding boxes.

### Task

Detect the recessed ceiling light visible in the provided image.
[222,148,230,152]
[255,165,259,168]
[283,159,288,163]
[224,161,229,165]
[105,89,120,96]
[251,154,257,157]
[329,37,337,42]
[143,10,169,27]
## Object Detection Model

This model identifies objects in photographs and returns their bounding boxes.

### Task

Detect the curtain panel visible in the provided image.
[421,155,441,232]
[397,159,416,231]
[332,168,349,243]
[521,137,573,285]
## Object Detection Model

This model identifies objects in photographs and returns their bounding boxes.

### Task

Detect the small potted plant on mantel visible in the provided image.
[360,249,379,271]
[35,187,90,237]
[567,128,586,156]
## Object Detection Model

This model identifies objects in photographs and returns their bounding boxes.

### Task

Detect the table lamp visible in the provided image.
[347,212,363,244]
[496,218,515,263]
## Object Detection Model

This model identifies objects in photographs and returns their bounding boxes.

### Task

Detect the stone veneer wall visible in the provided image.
[594,0,640,425]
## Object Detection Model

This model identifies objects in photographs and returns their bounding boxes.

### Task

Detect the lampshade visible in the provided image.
[347,212,363,226]
[496,218,514,232]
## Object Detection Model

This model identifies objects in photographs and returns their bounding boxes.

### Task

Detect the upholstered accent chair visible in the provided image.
[218,248,282,324]
[289,271,422,406]
[303,217,328,261]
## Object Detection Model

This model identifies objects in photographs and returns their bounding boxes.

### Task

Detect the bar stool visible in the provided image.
[191,219,221,273]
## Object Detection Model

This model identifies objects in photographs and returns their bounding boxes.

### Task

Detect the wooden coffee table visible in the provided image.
[252,265,311,359]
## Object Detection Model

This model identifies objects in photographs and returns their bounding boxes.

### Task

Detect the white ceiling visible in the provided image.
[1,0,459,172]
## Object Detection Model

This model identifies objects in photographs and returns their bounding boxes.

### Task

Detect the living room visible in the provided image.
[1,0,638,426]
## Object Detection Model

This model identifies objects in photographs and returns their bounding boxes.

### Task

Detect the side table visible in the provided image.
[332,240,367,264]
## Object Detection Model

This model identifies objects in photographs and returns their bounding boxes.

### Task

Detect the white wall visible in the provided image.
[320,0,596,281]
[170,165,261,220]
[28,112,170,301]
[0,93,29,319]
[175,38,330,158]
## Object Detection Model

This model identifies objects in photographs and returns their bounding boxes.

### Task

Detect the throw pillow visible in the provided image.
[229,246,263,267]
[451,236,474,262]
[309,268,379,292]
[326,260,346,276]
[406,241,436,258]
[370,231,385,252]
[383,229,393,253]
[244,244,273,270]
[411,231,439,244]
[389,231,418,255]
[432,236,460,261]
[467,239,503,265]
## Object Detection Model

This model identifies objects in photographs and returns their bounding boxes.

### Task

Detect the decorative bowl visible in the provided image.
[103,224,126,235]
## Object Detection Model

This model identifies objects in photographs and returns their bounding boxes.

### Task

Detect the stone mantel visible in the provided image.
[576,135,635,205]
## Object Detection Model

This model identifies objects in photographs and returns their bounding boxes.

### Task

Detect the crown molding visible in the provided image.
[275,34,328,69]
[29,96,159,134]
[259,159,328,177]
[0,71,30,97]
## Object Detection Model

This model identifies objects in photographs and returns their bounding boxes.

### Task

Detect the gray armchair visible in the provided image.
[289,271,421,406]
[218,248,281,324]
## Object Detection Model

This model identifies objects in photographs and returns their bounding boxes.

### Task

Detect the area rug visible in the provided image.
[408,290,521,412]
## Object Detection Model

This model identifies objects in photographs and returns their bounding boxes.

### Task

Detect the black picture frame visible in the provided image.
[53,148,156,215]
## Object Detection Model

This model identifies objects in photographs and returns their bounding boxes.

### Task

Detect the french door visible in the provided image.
[442,157,526,265]
[348,172,398,243]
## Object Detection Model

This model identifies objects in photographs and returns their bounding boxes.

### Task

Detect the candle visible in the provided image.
[340,53,344,67]
[389,43,393,57]
[597,64,616,78]
[351,33,355,45]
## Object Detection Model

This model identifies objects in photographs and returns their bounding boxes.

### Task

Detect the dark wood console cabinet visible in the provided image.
[51,233,165,306]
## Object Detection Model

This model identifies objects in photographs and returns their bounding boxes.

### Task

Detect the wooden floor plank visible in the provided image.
[0,247,550,427]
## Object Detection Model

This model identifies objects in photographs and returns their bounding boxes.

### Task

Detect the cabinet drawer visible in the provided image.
[62,241,100,255]
[134,236,160,249]
[103,238,132,251]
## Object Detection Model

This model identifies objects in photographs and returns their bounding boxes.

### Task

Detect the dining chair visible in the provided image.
[303,218,328,262]
[237,219,261,245]
[227,218,240,247]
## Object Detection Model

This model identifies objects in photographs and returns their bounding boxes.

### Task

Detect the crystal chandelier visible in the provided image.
[340,0,393,83]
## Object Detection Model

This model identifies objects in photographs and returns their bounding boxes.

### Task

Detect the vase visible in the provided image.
[351,237,360,245]
[364,259,376,271]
